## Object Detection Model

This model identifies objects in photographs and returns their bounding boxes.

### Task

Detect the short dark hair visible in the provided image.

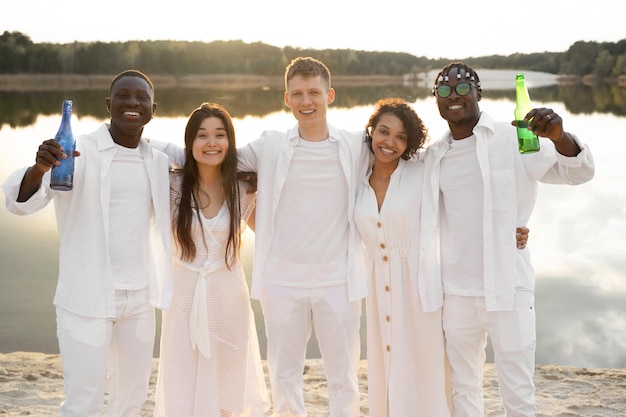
[110,69,154,96]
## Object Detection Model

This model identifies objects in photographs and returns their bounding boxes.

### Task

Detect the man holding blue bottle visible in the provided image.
[2,70,173,417]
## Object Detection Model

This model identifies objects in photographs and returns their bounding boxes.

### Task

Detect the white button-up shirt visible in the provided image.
[238,124,371,301]
[2,124,174,318]
[419,112,595,311]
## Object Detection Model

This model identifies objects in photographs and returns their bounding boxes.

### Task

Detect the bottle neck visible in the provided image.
[61,110,72,123]
[515,80,532,115]
[57,104,74,137]
[61,100,73,122]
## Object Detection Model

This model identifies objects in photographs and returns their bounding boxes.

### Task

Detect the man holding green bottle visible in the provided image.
[419,62,595,416]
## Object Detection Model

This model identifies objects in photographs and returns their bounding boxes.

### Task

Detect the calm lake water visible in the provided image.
[1,71,625,368]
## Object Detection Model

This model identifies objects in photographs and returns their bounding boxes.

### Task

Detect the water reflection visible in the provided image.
[535,277,626,368]
[1,76,625,369]
[2,82,626,130]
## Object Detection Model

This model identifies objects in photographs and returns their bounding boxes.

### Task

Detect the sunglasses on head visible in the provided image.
[434,82,474,98]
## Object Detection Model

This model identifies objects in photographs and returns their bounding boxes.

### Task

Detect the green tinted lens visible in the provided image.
[456,82,471,96]
[437,85,452,97]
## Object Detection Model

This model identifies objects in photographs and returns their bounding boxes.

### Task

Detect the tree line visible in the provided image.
[2,31,625,79]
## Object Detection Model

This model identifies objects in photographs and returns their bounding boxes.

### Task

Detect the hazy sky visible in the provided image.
[2,0,624,60]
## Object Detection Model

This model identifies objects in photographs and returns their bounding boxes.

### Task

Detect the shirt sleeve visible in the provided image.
[522,133,595,185]
[237,134,263,173]
[150,139,186,169]
[2,166,53,215]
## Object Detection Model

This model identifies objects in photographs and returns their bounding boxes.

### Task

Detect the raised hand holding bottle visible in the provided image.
[514,74,540,154]
[50,100,76,190]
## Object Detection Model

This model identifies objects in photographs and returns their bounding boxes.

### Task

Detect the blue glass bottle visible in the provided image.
[50,100,76,191]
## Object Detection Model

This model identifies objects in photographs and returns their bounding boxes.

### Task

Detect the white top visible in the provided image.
[109,144,151,289]
[439,134,484,295]
[236,124,371,300]
[2,123,174,317]
[266,137,348,287]
[420,112,595,311]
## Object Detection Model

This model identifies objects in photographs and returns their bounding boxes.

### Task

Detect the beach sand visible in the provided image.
[1,351,625,416]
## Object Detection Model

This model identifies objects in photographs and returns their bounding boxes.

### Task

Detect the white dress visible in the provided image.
[354,157,452,417]
[154,174,268,417]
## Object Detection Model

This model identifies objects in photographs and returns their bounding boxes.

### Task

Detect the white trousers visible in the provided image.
[442,292,536,417]
[56,289,155,417]
[261,284,362,417]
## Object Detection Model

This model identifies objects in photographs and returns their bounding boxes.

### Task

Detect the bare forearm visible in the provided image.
[553,132,582,157]
[16,166,45,202]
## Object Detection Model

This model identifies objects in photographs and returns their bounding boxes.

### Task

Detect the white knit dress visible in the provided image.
[154,174,268,417]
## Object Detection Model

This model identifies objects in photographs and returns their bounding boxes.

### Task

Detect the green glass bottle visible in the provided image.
[514,74,540,154]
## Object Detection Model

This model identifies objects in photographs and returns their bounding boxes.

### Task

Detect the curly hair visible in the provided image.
[365,97,429,160]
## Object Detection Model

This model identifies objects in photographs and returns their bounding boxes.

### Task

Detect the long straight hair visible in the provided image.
[172,102,241,268]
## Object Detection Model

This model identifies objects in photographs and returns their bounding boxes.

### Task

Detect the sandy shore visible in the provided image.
[1,351,625,416]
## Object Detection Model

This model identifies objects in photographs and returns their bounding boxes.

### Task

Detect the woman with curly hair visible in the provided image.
[355,97,453,417]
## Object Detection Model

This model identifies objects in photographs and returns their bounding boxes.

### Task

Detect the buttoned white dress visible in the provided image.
[354,157,452,417]
[154,174,268,417]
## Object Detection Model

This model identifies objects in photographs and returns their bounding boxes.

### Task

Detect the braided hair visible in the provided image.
[432,62,482,96]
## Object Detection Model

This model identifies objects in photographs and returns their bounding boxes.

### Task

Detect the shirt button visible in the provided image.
[386,315,391,322]
[377,221,382,228]
[385,285,390,292]
[382,256,388,262]
[386,345,391,352]
[380,243,386,249]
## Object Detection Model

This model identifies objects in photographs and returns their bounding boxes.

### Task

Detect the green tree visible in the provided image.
[612,54,626,76]
[0,31,32,72]
[560,41,600,75]
[594,50,615,78]
[1,30,626,80]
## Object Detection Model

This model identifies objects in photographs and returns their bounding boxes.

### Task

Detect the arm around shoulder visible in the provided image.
[149,139,185,169]
[237,139,260,173]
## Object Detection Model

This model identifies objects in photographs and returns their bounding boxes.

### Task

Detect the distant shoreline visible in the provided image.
[1,72,621,92]
[0,73,409,92]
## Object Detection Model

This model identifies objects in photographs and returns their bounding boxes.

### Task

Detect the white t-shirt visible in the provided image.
[109,144,151,290]
[439,135,484,296]
[266,138,349,287]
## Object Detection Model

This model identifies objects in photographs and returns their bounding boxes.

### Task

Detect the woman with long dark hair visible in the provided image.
[154,103,268,417]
